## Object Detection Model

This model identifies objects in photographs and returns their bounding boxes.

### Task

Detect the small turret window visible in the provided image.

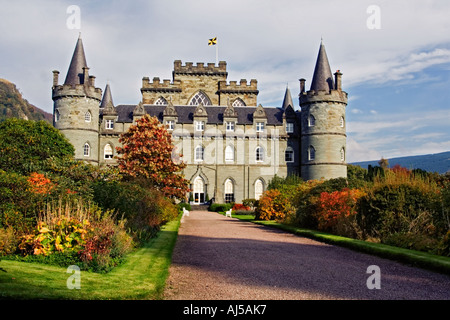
[308,115,315,127]
[189,91,212,106]
[85,111,92,122]
[340,116,345,128]
[83,143,90,157]
[340,147,345,162]
[55,110,60,122]
[308,146,315,161]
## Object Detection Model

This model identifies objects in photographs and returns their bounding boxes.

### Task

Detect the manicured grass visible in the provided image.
[0,216,181,300]
[231,214,450,275]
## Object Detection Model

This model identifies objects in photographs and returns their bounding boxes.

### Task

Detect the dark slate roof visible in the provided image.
[282,87,294,109]
[64,36,88,85]
[310,42,334,92]
[100,83,114,109]
[115,105,287,125]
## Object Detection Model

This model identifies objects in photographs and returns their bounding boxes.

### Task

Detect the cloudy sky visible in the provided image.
[1,0,449,162]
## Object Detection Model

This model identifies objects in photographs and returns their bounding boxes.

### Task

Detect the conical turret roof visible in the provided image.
[310,41,334,92]
[64,36,88,85]
[100,83,114,109]
[282,86,294,109]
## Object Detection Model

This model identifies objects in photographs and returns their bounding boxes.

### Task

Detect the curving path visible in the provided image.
[163,211,450,300]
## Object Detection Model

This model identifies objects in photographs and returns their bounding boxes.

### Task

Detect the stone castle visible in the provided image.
[52,36,348,204]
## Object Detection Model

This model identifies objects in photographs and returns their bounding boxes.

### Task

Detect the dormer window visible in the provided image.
[105,119,114,130]
[195,121,204,132]
[166,120,175,130]
[256,122,264,132]
[226,121,235,132]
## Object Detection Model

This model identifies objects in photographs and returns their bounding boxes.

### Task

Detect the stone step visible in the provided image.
[190,204,210,211]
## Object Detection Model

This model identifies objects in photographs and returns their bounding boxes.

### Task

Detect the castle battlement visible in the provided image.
[141,77,182,93]
[218,79,258,93]
[52,84,102,101]
[173,60,227,76]
[299,89,347,105]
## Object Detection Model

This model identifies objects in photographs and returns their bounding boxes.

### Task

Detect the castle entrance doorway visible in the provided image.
[193,177,205,204]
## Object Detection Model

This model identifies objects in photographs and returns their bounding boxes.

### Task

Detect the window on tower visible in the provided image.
[85,111,92,123]
[83,143,90,157]
[308,115,315,127]
[104,144,113,159]
[285,147,294,163]
[308,146,315,161]
[340,116,345,128]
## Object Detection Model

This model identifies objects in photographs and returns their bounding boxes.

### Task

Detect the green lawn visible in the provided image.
[0,217,181,300]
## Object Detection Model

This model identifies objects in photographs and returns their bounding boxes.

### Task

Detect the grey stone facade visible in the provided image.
[52,37,347,204]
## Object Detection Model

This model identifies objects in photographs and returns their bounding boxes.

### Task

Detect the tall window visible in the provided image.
[189,91,212,106]
[308,146,315,161]
[224,179,234,203]
[256,122,264,132]
[85,111,92,123]
[340,147,345,162]
[286,122,294,133]
[55,110,60,122]
[308,115,315,127]
[104,144,113,159]
[154,97,168,105]
[255,179,264,200]
[105,119,114,130]
[195,121,205,132]
[195,145,204,161]
[256,146,264,162]
[83,143,90,157]
[340,116,345,128]
[285,147,294,163]
[225,145,234,162]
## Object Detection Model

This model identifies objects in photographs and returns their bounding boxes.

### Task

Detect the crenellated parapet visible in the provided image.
[52,83,102,102]
[173,60,227,76]
[218,79,258,94]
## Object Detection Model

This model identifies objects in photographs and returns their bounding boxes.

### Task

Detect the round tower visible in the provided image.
[52,36,102,164]
[299,42,348,180]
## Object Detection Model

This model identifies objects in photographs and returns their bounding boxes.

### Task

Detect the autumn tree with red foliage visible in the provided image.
[115,114,190,199]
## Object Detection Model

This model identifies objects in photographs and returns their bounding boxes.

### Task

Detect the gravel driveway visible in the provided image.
[163,211,450,300]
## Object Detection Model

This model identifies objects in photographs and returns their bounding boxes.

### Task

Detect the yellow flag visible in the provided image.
[208,37,217,46]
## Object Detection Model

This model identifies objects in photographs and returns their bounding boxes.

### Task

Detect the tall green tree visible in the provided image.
[0,118,74,174]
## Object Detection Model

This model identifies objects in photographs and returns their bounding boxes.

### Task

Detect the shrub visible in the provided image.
[254,189,294,221]
[242,199,258,210]
[209,203,232,212]
[232,203,250,212]
[0,227,17,256]
[178,202,191,213]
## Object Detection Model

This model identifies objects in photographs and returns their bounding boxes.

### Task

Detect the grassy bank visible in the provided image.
[228,213,450,275]
[0,216,181,300]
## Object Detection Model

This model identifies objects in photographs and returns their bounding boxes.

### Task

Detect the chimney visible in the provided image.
[82,67,89,85]
[89,75,96,87]
[334,70,342,91]
[299,78,306,93]
[52,70,59,87]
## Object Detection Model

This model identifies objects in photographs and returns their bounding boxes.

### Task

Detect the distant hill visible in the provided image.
[351,151,450,174]
[0,78,52,123]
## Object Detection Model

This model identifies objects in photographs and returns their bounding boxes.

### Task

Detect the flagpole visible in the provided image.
[216,41,218,66]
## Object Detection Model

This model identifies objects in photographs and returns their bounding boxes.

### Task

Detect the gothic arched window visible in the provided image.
[224,179,234,203]
[104,144,113,159]
[83,143,90,157]
[85,111,92,122]
[195,145,204,161]
[232,98,246,107]
[340,147,345,162]
[256,146,264,162]
[225,145,234,162]
[308,114,315,127]
[189,91,212,106]
[154,97,168,105]
[255,179,264,200]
